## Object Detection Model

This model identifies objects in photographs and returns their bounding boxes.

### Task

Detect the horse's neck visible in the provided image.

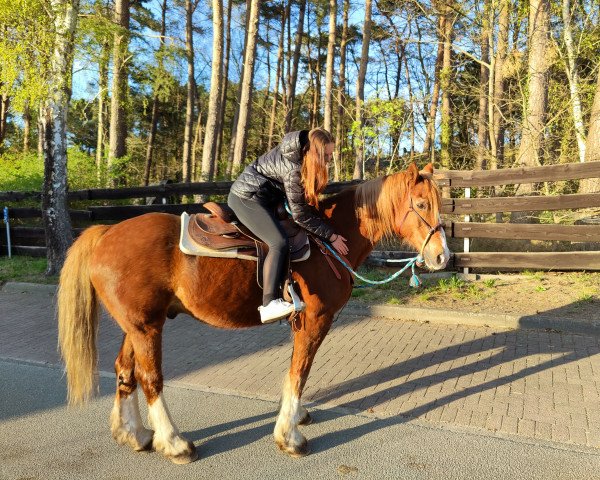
[323,189,376,270]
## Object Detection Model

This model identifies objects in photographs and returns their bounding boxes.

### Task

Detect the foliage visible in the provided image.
[0,149,98,192]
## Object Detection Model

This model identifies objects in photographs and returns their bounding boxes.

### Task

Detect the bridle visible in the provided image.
[399,194,444,259]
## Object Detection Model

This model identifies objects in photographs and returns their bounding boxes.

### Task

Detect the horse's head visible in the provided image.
[355,163,450,270]
[397,162,450,271]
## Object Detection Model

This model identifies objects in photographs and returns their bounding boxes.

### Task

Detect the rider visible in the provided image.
[228,128,349,324]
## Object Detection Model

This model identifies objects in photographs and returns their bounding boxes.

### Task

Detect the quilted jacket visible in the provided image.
[229,130,334,240]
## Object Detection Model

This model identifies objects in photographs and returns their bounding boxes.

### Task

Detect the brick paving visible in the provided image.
[2,287,600,448]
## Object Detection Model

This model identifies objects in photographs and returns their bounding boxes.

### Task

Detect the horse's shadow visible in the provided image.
[182,299,599,455]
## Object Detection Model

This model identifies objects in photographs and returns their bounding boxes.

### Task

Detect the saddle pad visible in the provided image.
[179,212,257,261]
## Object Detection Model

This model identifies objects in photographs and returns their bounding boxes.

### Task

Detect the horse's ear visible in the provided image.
[407,162,419,184]
[419,163,434,179]
[421,163,434,174]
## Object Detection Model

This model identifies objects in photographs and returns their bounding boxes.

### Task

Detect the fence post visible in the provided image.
[3,207,11,258]
[463,187,470,275]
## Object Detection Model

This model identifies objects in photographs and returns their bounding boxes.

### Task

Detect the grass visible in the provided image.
[0,256,57,285]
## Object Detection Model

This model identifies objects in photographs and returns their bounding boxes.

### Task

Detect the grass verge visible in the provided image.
[0,256,58,285]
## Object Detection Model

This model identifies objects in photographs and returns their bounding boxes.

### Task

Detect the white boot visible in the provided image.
[259,299,295,324]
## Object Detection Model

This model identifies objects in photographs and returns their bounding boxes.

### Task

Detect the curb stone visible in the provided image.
[3,281,600,336]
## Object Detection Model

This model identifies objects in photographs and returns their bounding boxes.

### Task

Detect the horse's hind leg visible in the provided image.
[110,334,154,451]
[128,324,198,464]
[274,313,332,457]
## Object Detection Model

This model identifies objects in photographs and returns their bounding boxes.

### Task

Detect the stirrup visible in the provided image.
[287,282,306,313]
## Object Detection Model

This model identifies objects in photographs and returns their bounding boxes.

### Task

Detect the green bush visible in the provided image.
[0,148,98,192]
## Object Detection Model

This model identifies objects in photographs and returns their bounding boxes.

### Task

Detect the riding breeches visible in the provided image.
[227,192,289,306]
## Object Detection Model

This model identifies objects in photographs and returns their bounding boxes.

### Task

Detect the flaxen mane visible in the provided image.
[355,172,441,243]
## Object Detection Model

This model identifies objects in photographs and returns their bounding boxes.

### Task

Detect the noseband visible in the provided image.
[400,196,443,259]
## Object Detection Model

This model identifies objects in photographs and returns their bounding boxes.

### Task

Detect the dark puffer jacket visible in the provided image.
[230,130,334,240]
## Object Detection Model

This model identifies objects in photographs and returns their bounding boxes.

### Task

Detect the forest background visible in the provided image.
[1,0,600,272]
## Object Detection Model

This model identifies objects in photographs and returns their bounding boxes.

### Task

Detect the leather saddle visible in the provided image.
[181,202,310,263]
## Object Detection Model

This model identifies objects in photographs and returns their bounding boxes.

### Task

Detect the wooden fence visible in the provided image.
[2,162,600,271]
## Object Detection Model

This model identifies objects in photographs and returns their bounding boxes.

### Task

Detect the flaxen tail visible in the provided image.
[57,224,110,406]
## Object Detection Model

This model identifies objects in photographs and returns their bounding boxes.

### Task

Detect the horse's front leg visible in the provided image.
[274,312,332,457]
[128,324,198,464]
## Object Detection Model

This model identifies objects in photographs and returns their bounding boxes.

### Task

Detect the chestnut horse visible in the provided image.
[58,162,449,464]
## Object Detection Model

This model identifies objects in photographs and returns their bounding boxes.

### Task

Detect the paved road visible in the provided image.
[3,286,600,478]
[2,359,600,480]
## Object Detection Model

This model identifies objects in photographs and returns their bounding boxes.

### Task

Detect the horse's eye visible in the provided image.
[416,201,427,210]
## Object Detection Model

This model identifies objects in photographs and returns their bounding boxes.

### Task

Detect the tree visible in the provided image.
[231,0,261,176]
[200,0,223,182]
[439,1,454,174]
[42,0,79,274]
[580,72,600,193]
[476,0,490,171]
[284,0,307,133]
[516,0,550,186]
[561,0,586,163]
[323,0,336,133]
[422,15,444,160]
[267,3,286,151]
[352,0,372,180]
[182,0,199,183]
[143,0,168,186]
[107,0,130,186]
[333,0,349,181]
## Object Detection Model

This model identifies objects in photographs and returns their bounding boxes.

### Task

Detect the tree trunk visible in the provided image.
[97,38,109,184]
[334,0,349,181]
[0,93,9,147]
[182,0,196,183]
[490,0,508,171]
[23,100,31,152]
[323,0,336,133]
[200,0,223,182]
[231,0,261,177]
[268,4,286,151]
[226,0,251,178]
[422,15,444,159]
[216,0,233,166]
[42,0,79,275]
[439,4,453,173]
[37,103,44,161]
[562,0,586,163]
[143,0,167,186]
[580,72,600,193]
[516,0,550,194]
[476,0,490,171]
[192,107,203,181]
[107,0,130,186]
[284,0,307,133]
[353,0,372,180]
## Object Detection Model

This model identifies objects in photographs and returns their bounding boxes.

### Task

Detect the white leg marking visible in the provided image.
[110,391,154,451]
[274,373,308,455]
[148,393,197,463]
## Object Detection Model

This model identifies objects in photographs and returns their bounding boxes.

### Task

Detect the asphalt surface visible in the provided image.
[2,359,600,480]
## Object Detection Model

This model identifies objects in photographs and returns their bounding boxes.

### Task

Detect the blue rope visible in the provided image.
[323,242,423,287]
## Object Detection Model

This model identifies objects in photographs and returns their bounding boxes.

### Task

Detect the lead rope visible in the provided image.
[323,242,424,288]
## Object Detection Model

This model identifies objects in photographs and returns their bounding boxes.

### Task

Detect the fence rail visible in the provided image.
[2,162,600,271]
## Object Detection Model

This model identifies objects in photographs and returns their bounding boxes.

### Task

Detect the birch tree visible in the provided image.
[42,0,79,274]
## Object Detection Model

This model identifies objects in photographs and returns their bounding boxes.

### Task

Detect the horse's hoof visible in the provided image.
[277,438,310,458]
[168,441,198,465]
[298,411,312,426]
[134,429,155,452]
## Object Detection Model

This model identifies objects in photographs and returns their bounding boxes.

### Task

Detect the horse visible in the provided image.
[57,162,450,464]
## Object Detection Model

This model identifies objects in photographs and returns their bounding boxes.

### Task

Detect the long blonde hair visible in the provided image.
[301,128,334,208]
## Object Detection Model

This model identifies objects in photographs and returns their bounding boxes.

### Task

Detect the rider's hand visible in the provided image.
[329,233,349,256]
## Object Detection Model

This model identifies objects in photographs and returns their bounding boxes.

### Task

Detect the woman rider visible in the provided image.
[228,128,349,324]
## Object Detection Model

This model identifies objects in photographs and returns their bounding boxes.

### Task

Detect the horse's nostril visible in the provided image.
[436,254,446,266]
